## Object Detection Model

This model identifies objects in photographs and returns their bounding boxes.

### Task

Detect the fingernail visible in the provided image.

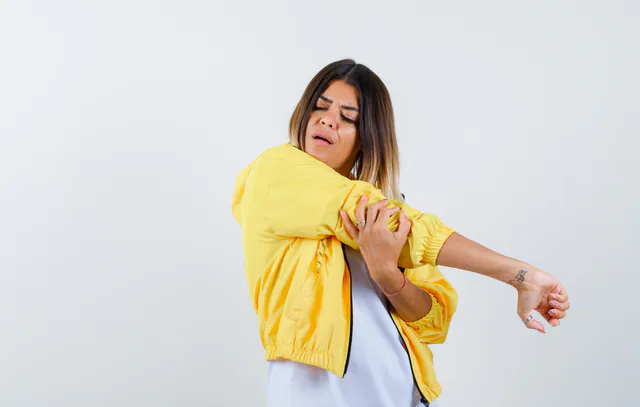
[550,301,558,308]
[549,310,556,316]
[361,195,367,201]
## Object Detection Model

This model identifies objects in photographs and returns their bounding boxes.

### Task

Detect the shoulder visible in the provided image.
[251,143,311,170]
[259,143,302,161]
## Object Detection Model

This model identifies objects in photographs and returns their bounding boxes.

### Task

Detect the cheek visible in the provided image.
[304,113,319,135]
[341,128,359,150]
[307,111,322,124]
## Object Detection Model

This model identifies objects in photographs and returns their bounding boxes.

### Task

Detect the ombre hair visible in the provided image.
[288,59,403,201]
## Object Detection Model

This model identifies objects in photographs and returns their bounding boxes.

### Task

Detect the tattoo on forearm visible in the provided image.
[508,270,527,285]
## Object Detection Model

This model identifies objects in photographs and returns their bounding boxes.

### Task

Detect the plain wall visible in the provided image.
[1,1,638,406]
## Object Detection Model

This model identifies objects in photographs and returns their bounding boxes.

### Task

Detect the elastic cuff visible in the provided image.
[406,291,442,330]
[424,225,456,266]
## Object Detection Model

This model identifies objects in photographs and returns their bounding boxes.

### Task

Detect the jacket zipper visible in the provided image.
[342,244,429,405]
[341,243,354,376]
[388,277,431,406]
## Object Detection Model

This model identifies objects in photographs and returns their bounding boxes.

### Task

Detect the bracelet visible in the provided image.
[383,274,407,297]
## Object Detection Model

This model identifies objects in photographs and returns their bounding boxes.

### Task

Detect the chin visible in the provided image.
[306,146,328,163]
[304,144,333,168]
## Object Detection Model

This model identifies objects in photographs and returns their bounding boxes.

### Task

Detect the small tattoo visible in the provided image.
[508,270,527,285]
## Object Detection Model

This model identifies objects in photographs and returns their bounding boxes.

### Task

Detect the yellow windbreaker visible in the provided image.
[232,143,458,404]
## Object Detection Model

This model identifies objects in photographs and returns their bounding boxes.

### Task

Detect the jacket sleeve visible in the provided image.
[399,264,458,344]
[257,144,456,269]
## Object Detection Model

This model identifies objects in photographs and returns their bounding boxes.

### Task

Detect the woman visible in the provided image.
[232,59,570,407]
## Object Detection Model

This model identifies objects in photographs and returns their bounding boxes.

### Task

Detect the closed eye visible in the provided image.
[312,106,357,124]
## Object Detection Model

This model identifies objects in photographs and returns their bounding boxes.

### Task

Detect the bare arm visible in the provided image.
[374,269,434,322]
[377,231,571,332]
[371,232,534,322]
[437,232,533,288]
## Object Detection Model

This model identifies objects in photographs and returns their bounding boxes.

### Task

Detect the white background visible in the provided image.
[1,1,638,406]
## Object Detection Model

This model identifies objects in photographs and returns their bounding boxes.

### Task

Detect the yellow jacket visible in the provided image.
[232,143,458,404]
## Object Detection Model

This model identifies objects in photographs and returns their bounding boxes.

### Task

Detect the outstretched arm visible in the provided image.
[437,232,570,333]
[340,196,570,334]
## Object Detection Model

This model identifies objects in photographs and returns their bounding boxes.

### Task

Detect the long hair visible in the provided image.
[288,59,402,201]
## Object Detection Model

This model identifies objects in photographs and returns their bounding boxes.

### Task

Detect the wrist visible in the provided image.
[371,265,405,294]
[503,260,538,290]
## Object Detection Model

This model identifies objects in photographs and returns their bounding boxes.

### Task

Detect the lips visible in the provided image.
[312,132,333,145]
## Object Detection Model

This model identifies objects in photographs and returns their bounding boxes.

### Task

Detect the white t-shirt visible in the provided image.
[266,245,439,407]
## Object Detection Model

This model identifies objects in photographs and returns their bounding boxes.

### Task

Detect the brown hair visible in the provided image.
[288,59,402,200]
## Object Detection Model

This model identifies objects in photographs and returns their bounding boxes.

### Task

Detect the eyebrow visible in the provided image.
[319,95,359,112]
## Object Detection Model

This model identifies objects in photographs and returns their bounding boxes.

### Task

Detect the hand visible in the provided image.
[339,194,412,285]
[516,269,570,334]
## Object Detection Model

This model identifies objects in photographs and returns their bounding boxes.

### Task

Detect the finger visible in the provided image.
[393,210,412,240]
[523,315,546,334]
[544,283,565,322]
[376,206,400,227]
[549,298,570,312]
[541,309,559,327]
[340,210,359,240]
[356,195,367,230]
[540,310,561,327]
[366,199,388,228]
[549,292,569,303]
[548,308,566,319]
[520,307,546,333]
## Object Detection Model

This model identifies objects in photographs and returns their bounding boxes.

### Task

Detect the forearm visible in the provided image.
[436,232,535,289]
[373,267,434,322]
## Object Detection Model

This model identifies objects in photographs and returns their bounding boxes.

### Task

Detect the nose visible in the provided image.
[320,110,338,129]
[320,117,335,129]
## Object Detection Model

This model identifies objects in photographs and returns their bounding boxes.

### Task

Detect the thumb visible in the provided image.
[522,312,546,334]
[519,307,546,334]
[518,290,546,334]
[394,210,412,241]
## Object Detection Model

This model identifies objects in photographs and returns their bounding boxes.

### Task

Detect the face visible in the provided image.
[304,80,361,177]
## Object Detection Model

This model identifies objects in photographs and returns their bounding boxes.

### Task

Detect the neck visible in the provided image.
[335,154,358,177]
[336,162,354,178]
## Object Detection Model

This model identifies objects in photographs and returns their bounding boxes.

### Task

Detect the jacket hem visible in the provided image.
[264,343,442,402]
[265,345,343,378]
